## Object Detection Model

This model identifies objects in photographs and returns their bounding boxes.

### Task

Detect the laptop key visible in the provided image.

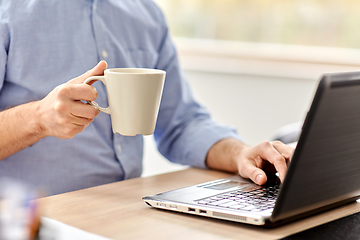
[228,204,245,209]
[210,196,224,200]
[218,201,240,207]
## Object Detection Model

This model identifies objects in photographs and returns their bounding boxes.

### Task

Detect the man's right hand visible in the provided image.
[0,61,108,160]
[36,61,107,139]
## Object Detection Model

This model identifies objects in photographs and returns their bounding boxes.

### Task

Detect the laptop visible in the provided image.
[143,71,360,227]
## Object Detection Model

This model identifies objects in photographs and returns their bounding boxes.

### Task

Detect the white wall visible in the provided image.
[185,72,317,145]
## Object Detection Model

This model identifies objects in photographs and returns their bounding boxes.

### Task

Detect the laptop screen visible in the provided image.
[272,73,360,222]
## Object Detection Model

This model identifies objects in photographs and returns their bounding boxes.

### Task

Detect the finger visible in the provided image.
[60,110,94,126]
[57,83,98,102]
[70,101,100,119]
[69,114,94,126]
[68,60,108,85]
[271,140,295,164]
[239,160,268,185]
[257,142,288,182]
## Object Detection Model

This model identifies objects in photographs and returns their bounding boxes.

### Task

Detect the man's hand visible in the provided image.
[0,61,108,160]
[36,61,107,139]
[206,138,294,185]
[235,140,293,184]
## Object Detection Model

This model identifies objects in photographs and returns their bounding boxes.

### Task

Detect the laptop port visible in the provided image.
[188,207,196,213]
[199,209,207,215]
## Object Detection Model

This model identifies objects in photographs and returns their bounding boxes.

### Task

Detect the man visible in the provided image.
[0,0,293,196]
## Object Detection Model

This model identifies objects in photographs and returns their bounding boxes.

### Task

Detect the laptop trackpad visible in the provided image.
[154,176,260,202]
[202,180,259,192]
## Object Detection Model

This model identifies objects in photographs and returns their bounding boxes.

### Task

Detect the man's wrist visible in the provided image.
[0,101,47,160]
[206,138,248,173]
[21,101,47,140]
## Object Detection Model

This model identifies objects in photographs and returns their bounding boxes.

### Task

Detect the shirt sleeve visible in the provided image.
[151,4,242,168]
[0,22,8,92]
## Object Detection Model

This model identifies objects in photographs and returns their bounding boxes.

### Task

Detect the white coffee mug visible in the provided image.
[84,68,166,136]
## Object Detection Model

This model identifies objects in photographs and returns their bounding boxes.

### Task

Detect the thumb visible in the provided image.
[241,163,267,185]
[68,60,108,84]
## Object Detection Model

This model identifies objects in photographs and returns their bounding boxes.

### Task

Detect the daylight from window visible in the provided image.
[155,0,360,49]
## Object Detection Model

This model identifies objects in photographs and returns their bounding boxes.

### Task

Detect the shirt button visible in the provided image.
[117,144,122,153]
[102,49,108,58]
[93,5,97,10]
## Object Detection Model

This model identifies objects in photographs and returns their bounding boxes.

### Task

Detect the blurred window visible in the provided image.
[155,0,360,49]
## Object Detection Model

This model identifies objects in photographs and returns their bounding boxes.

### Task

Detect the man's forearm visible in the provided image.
[0,101,45,160]
[205,138,247,173]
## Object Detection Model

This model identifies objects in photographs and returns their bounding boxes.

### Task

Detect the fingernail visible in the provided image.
[256,174,263,184]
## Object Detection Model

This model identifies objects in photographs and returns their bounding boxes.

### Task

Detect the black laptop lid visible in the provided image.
[271,72,360,222]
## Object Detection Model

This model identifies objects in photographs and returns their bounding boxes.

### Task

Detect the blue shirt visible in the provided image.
[0,0,241,196]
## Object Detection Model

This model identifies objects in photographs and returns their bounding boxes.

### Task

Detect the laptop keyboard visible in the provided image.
[195,184,279,212]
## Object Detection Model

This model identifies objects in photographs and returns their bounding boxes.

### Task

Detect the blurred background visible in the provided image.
[142,0,360,177]
[155,0,360,48]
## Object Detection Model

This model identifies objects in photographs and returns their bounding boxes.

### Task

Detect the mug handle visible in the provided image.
[83,76,111,114]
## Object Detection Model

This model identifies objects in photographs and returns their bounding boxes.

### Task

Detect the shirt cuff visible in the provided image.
[185,125,242,169]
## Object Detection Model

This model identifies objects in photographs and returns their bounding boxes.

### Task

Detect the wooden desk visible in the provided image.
[38,168,360,240]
